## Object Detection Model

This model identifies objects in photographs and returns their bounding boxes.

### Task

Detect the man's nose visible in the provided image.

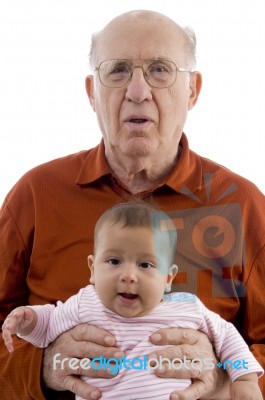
[125,67,152,103]
[119,264,138,283]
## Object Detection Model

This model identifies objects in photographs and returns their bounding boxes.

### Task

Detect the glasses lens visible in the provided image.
[144,60,176,88]
[99,60,132,87]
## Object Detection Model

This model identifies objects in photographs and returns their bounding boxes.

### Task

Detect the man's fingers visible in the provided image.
[149,343,195,361]
[53,356,117,378]
[149,328,215,364]
[71,324,116,347]
[78,362,117,378]
[151,328,199,346]
[51,324,123,359]
[154,363,205,380]
[149,327,228,399]
[61,375,101,400]
[43,325,123,392]
[65,340,123,360]
[170,380,207,400]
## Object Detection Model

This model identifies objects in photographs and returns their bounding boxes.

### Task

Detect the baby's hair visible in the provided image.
[94,200,177,267]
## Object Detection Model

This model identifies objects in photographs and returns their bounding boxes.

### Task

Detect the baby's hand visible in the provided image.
[230,380,263,400]
[2,306,36,352]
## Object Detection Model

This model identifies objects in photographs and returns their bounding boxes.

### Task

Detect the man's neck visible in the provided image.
[106,147,181,194]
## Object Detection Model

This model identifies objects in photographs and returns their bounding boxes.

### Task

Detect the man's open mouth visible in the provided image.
[129,119,148,124]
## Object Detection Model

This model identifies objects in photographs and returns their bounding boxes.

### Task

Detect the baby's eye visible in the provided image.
[139,262,155,269]
[107,258,120,266]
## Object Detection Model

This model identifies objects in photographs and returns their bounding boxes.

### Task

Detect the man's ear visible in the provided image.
[85,75,96,111]
[87,255,95,284]
[188,71,202,110]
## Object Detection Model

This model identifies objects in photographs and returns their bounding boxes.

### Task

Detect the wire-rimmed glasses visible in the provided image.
[95,59,191,88]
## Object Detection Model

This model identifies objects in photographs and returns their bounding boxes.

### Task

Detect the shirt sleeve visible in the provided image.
[242,245,265,393]
[19,290,85,348]
[197,297,264,382]
[0,199,47,399]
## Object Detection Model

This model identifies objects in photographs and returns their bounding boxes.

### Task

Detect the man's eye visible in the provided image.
[110,66,129,74]
[149,64,170,73]
[108,63,131,76]
[139,262,155,269]
[152,66,167,73]
[107,258,120,265]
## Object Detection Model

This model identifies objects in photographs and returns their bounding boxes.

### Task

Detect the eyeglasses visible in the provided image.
[94,59,191,89]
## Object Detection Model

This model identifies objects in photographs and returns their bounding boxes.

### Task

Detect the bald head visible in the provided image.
[89,10,196,70]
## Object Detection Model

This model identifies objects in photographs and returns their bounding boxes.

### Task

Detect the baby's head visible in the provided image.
[88,201,178,318]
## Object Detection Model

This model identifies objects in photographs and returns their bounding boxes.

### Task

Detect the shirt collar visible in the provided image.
[75,139,112,185]
[76,134,202,194]
[163,133,202,194]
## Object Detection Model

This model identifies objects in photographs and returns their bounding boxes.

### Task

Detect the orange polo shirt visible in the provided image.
[0,134,264,399]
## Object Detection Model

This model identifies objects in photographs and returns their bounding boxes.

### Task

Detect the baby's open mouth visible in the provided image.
[119,293,138,300]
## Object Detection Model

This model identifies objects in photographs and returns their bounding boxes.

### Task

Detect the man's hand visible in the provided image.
[43,324,124,400]
[149,327,231,400]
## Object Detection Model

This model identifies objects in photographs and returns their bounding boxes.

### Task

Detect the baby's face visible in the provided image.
[88,224,176,318]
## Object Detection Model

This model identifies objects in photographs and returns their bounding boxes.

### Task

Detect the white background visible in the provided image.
[1,0,265,205]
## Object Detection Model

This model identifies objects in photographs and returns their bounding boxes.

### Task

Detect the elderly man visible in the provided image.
[0,10,264,400]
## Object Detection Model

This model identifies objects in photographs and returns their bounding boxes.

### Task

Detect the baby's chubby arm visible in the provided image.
[231,373,263,400]
[2,306,38,352]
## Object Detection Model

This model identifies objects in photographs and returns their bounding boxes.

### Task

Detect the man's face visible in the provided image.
[88,224,175,318]
[86,14,201,164]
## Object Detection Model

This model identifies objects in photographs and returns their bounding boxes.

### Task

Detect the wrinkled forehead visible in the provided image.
[95,12,188,65]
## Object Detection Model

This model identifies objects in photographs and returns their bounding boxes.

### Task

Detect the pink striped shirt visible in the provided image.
[21,286,263,400]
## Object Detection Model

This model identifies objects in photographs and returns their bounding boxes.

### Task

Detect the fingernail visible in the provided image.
[104,336,115,346]
[106,368,113,375]
[149,353,158,360]
[90,390,100,399]
[107,367,117,376]
[151,333,162,343]
[114,351,124,359]
[157,365,165,373]
[148,354,158,367]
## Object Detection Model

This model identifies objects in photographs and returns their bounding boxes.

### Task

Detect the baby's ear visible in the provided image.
[165,264,178,293]
[87,255,95,284]
[170,264,178,276]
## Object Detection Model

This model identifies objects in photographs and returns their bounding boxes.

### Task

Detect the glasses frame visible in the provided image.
[94,59,191,89]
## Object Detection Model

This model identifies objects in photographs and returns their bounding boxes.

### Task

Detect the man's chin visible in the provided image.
[122,138,157,157]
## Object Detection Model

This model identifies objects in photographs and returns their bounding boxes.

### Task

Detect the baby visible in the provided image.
[2,201,263,399]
